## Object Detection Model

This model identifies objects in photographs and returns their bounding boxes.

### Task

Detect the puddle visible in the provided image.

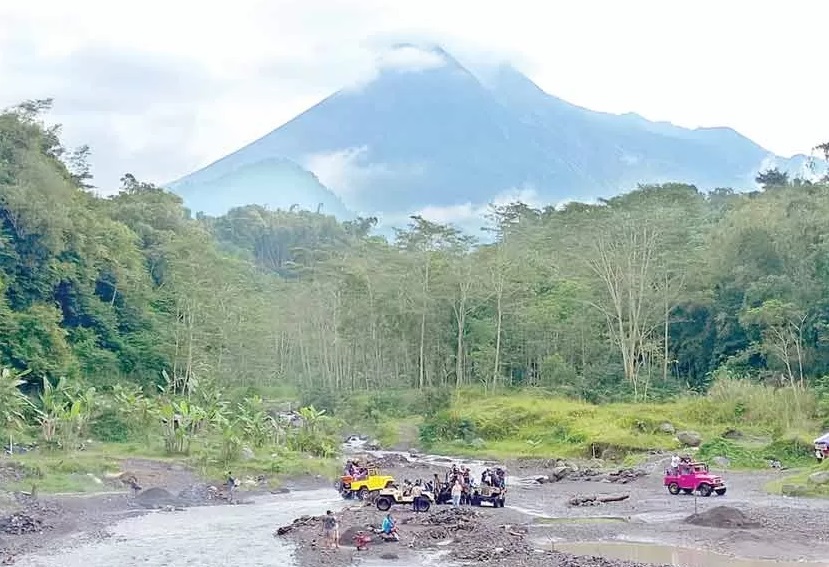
[554,542,829,567]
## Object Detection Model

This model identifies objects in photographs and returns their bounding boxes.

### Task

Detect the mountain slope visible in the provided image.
[168,157,351,218]
[168,44,818,222]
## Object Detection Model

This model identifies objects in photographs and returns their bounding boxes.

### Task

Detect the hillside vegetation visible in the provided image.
[1,100,828,487]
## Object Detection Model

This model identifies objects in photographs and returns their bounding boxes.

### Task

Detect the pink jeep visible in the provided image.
[663,461,726,497]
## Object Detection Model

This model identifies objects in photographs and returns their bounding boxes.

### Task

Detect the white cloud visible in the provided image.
[376,45,447,72]
[301,146,425,207]
[1,0,827,194]
[411,186,545,230]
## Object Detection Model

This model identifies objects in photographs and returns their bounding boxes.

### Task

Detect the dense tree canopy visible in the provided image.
[2,101,829,406]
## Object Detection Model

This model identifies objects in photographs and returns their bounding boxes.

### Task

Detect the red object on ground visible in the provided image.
[354,533,372,550]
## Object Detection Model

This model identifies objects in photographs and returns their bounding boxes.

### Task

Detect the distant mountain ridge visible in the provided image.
[168,43,822,226]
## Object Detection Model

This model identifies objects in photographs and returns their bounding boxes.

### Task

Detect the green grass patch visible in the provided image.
[7,448,124,494]
[191,447,339,486]
[416,381,820,468]
[765,461,829,497]
[4,439,339,494]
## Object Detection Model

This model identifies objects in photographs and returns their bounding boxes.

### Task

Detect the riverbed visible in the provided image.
[6,450,829,567]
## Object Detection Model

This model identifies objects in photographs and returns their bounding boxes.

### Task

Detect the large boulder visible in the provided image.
[781,484,808,496]
[676,431,702,447]
[808,471,829,485]
[659,422,676,434]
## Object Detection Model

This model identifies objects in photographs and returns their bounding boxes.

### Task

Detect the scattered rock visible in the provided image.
[677,431,702,447]
[275,514,320,536]
[684,506,760,529]
[0,513,46,535]
[568,493,630,507]
[722,429,744,440]
[658,422,676,434]
[551,466,574,481]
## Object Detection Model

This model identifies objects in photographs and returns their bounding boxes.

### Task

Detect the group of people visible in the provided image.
[322,461,508,551]
[669,454,693,475]
[343,459,370,480]
[321,510,399,551]
[433,464,506,506]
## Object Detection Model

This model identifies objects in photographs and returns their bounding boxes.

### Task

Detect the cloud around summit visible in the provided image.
[0,0,827,194]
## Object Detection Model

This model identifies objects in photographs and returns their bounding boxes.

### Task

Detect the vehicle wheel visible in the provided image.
[698,483,713,497]
[341,490,354,500]
[681,489,693,495]
[668,483,680,495]
[471,496,481,506]
[357,487,369,500]
[416,499,431,512]
[376,496,392,511]
[715,488,727,496]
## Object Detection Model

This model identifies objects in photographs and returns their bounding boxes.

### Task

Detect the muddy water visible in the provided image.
[14,489,345,567]
[555,542,829,567]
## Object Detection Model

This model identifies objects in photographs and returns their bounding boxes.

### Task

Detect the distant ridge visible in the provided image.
[168,43,823,225]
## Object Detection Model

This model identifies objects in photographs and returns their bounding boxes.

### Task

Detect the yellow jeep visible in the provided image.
[337,467,395,500]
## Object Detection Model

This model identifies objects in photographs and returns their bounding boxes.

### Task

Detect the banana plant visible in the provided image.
[236,395,275,448]
[0,367,33,440]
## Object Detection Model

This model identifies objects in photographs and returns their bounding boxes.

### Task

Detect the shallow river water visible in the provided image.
[14,489,344,567]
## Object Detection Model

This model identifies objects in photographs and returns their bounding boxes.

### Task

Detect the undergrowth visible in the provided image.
[417,379,821,466]
[765,460,829,497]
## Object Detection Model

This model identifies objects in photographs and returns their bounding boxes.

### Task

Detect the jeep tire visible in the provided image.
[376,496,393,511]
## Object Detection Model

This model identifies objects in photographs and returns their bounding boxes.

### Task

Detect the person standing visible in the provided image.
[225,471,237,503]
[323,510,339,549]
[451,480,462,507]
[411,480,423,512]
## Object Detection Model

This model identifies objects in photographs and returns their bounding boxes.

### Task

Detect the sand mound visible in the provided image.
[134,487,178,508]
[684,506,760,529]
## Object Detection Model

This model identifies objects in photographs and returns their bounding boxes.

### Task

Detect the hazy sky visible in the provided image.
[1,0,826,194]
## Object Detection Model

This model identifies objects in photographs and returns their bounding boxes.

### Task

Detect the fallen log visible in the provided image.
[568,493,630,506]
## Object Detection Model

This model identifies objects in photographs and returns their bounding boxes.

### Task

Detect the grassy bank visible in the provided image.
[764,461,829,497]
[1,441,338,495]
[415,380,821,469]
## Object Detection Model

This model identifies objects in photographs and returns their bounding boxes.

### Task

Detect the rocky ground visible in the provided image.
[0,457,280,565]
[274,504,674,567]
[4,450,829,566]
[278,451,829,566]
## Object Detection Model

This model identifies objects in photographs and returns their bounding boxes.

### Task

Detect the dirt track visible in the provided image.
[3,452,829,566]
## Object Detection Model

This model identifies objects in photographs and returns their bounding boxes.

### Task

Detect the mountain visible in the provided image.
[168,157,351,218]
[168,44,821,225]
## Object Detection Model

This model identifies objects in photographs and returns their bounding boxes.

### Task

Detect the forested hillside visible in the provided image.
[2,101,829,410]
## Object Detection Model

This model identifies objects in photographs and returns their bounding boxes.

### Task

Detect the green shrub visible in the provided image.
[90,408,133,442]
